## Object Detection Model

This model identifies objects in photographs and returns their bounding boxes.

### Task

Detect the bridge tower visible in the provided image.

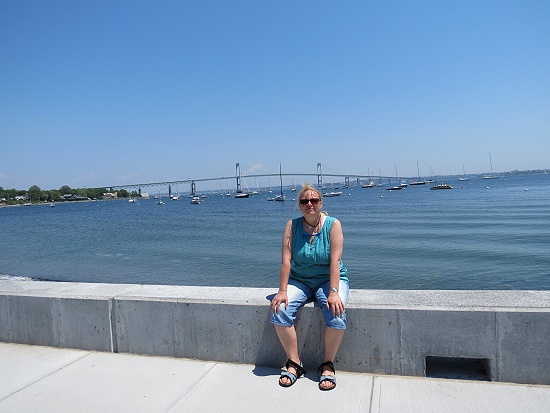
[191,181,196,196]
[236,163,243,193]
[168,185,172,198]
[345,176,350,187]
[317,163,323,189]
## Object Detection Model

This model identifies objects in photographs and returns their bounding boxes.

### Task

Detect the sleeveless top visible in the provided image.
[290,215,348,290]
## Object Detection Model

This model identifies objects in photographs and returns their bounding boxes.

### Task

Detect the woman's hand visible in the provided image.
[326,292,345,317]
[271,291,288,313]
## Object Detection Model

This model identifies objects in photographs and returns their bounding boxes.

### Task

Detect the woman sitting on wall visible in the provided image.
[270,184,349,391]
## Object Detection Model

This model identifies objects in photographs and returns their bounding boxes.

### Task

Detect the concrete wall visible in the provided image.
[1,281,549,385]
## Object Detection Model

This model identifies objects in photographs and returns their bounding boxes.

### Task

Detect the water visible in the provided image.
[1,174,549,290]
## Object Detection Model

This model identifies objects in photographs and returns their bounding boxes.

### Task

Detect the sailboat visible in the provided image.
[156,191,164,205]
[482,153,497,179]
[377,170,384,187]
[171,186,180,200]
[291,178,297,192]
[248,178,260,195]
[234,172,250,198]
[386,165,404,190]
[409,161,426,185]
[274,163,285,201]
[458,165,469,181]
[361,168,375,188]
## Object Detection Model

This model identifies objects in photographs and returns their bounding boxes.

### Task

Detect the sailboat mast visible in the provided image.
[279,163,283,195]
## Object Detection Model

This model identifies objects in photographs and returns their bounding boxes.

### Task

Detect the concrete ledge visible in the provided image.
[1,280,549,385]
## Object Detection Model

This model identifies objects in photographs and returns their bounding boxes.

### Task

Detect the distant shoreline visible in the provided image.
[0,198,105,208]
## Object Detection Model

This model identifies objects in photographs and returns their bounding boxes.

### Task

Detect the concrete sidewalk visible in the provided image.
[1,343,548,413]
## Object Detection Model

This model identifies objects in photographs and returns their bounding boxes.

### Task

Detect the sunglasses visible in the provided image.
[299,198,320,205]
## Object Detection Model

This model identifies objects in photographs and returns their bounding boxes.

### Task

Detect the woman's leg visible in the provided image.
[270,279,312,385]
[274,324,300,385]
[315,280,349,389]
[319,327,345,389]
[323,327,345,363]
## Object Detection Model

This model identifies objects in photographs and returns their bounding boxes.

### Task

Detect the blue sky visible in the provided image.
[1,0,549,191]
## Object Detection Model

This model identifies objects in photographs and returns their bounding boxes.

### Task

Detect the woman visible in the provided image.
[270,184,349,391]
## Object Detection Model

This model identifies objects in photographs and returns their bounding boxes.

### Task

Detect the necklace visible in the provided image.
[304,217,320,229]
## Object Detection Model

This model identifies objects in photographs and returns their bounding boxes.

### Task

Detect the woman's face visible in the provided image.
[299,190,322,216]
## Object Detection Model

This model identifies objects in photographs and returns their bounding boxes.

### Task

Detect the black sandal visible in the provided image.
[317,361,337,391]
[278,359,307,387]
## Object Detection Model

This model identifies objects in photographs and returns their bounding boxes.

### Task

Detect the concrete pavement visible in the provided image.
[1,343,549,413]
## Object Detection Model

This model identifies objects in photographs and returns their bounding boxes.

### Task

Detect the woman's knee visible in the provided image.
[270,304,296,327]
[323,309,347,329]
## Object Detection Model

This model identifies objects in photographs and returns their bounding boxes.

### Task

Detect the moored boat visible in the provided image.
[482,153,498,179]
[323,191,342,197]
[430,183,453,190]
[458,165,469,181]
[410,162,426,185]
[274,163,285,201]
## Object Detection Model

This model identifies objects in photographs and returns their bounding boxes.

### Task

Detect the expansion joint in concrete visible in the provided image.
[108,298,118,353]
[397,309,404,375]
[165,362,217,413]
[0,350,92,403]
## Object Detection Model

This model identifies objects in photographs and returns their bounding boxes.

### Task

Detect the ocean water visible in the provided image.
[1,174,549,290]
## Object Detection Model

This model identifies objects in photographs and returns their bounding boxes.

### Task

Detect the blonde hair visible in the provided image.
[297,183,322,207]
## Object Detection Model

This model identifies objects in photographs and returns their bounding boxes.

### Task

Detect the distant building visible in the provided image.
[62,194,88,200]
[103,192,118,199]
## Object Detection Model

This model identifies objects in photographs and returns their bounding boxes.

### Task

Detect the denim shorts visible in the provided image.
[270,278,349,330]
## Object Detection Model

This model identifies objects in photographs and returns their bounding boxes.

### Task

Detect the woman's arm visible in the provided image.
[327,218,345,317]
[270,220,293,313]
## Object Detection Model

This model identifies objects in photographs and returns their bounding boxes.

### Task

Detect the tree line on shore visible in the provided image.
[0,185,140,205]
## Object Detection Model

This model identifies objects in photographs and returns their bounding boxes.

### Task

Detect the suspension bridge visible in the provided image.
[109,163,400,196]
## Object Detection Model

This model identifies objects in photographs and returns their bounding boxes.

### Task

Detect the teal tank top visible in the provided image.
[290,215,348,290]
